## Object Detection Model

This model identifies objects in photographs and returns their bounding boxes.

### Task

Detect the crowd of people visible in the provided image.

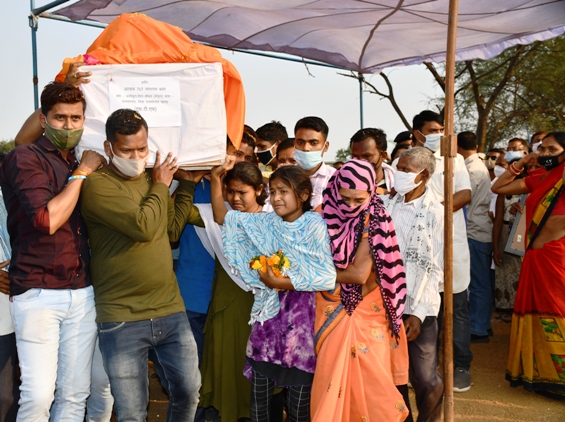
[0,75,564,422]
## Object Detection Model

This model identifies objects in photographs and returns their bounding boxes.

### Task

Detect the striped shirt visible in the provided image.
[383,189,444,321]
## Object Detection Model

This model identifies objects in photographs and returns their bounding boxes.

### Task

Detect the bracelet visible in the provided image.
[506,166,518,176]
[72,170,89,177]
[509,162,523,176]
[68,175,87,182]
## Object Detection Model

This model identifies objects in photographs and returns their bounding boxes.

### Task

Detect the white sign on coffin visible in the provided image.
[77,62,226,168]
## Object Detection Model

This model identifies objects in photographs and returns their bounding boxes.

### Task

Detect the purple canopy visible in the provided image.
[54,0,565,73]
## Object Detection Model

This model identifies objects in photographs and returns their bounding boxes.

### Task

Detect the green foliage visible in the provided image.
[431,35,565,150]
[335,147,351,161]
[0,140,15,154]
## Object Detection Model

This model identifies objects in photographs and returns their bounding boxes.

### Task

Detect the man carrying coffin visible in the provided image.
[81,108,204,421]
[1,82,105,421]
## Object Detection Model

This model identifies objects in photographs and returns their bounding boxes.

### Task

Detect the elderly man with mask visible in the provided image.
[406,110,474,393]
[382,147,444,422]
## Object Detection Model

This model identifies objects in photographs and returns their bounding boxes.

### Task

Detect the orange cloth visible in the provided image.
[311,285,409,422]
[55,13,245,148]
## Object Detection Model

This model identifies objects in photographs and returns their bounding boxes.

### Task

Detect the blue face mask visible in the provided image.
[505,150,525,162]
[418,131,442,152]
[294,144,325,170]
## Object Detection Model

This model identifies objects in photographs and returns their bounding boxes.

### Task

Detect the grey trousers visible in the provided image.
[406,315,444,422]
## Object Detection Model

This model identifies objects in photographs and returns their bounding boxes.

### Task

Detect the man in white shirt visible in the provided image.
[293,116,335,210]
[383,147,444,422]
[457,132,494,343]
[411,110,474,393]
[350,127,395,193]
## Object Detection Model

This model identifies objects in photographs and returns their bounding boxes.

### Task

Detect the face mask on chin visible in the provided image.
[109,144,148,178]
[294,143,325,170]
[44,120,83,151]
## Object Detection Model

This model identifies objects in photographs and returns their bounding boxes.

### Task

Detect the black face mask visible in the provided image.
[256,144,276,166]
[538,152,564,170]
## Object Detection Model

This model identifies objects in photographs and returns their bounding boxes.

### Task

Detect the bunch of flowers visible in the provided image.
[249,250,290,278]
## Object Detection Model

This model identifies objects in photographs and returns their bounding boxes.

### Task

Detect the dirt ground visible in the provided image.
[145,311,565,421]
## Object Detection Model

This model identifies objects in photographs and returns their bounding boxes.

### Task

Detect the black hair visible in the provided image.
[241,131,257,150]
[256,121,288,145]
[545,132,565,150]
[391,144,410,162]
[105,109,148,144]
[349,128,388,151]
[412,110,443,133]
[275,138,295,159]
[294,116,329,140]
[269,165,313,212]
[41,81,86,116]
[457,131,478,150]
[488,148,505,154]
[507,137,529,150]
[224,162,267,206]
[244,124,258,140]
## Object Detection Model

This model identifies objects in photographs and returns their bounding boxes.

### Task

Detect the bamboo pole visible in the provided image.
[443,0,459,421]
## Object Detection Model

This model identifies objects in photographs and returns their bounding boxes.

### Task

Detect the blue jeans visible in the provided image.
[439,291,474,371]
[468,239,494,336]
[86,337,113,422]
[98,312,200,422]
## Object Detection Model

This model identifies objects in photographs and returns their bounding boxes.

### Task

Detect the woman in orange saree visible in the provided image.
[492,131,565,400]
[311,159,409,421]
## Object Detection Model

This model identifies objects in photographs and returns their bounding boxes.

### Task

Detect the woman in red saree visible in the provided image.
[492,131,565,400]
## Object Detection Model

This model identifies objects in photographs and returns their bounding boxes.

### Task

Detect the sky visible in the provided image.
[1,1,443,160]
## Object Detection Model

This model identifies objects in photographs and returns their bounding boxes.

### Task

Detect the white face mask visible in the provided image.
[294,143,325,170]
[532,142,542,152]
[504,150,525,162]
[394,170,423,196]
[418,131,442,152]
[109,145,148,178]
[493,165,506,178]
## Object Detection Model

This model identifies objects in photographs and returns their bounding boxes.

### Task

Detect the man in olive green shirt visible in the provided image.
[81,109,205,422]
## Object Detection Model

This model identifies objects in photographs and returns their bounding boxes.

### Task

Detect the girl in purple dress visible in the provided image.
[220,164,336,422]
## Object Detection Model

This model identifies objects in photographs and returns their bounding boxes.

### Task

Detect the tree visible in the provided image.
[349,35,565,151]
[335,147,351,161]
[0,140,15,154]
[428,35,565,150]
[339,72,413,131]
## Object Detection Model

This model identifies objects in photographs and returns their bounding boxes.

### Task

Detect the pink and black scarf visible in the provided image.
[322,159,407,337]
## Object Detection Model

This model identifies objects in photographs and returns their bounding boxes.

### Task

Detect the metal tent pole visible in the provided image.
[358,72,364,128]
[30,0,39,109]
[442,0,459,420]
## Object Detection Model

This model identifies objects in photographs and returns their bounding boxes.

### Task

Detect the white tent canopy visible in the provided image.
[55,0,565,73]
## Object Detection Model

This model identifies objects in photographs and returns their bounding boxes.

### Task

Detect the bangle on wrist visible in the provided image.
[510,162,523,175]
[73,170,89,177]
[68,175,87,182]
